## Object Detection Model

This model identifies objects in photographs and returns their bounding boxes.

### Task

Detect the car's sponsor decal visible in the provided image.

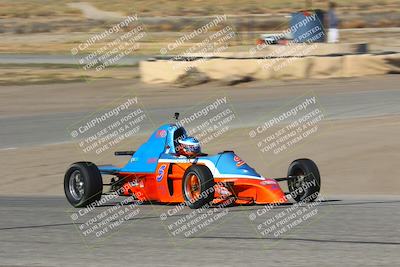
[156,129,167,138]
[271,184,280,190]
[147,157,157,164]
[234,155,245,167]
[260,179,277,185]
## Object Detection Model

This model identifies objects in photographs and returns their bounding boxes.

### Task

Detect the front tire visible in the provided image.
[64,162,103,208]
[287,158,320,202]
[182,165,215,209]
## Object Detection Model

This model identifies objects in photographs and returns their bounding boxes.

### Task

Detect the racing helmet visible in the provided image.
[176,137,201,157]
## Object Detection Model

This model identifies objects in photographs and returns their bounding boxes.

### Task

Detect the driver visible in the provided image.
[176,137,201,157]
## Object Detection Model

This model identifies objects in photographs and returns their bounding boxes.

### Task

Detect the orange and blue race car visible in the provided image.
[64,113,321,209]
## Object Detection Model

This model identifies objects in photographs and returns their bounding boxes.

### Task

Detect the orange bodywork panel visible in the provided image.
[117,163,287,205]
[214,178,287,204]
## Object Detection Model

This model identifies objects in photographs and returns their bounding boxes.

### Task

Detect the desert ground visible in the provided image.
[1,75,399,196]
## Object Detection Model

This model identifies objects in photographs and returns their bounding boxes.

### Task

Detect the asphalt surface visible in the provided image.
[0,196,399,266]
[1,77,400,149]
[0,53,150,65]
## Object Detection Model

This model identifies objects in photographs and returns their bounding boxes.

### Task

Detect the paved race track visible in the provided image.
[0,196,399,266]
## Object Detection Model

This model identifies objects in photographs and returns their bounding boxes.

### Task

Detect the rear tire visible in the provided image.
[182,165,215,209]
[287,158,320,202]
[64,162,103,208]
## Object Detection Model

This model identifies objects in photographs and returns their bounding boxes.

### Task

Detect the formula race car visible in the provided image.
[64,113,321,209]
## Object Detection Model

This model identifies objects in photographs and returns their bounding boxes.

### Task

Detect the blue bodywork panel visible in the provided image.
[99,124,186,174]
[98,123,261,178]
[120,124,170,173]
[214,151,261,177]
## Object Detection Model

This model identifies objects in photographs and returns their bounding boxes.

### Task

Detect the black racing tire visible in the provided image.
[182,165,215,209]
[64,162,103,208]
[287,158,320,202]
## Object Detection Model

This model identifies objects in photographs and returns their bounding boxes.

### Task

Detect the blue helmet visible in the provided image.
[177,136,201,156]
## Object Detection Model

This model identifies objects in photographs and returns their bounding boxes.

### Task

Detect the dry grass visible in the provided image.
[0,0,399,18]
[0,65,139,85]
[0,0,80,18]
